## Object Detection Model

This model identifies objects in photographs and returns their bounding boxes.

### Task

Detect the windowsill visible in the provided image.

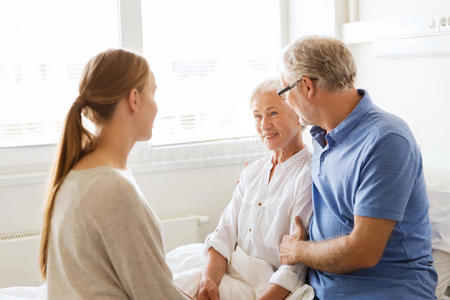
[0,137,269,187]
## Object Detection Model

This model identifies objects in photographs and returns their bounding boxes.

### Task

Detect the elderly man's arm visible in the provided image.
[280,215,396,274]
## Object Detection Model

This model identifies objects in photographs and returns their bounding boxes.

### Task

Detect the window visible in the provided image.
[0,0,282,148]
[142,0,282,145]
[0,0,120,147]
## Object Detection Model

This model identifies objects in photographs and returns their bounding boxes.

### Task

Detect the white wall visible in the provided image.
[357,0,450,21]
[347,0,450,173]
[287,0,347,42]
[350,43,450,172]
[0,164,244,239]
[0,138,267,241]
[133,165,243,239]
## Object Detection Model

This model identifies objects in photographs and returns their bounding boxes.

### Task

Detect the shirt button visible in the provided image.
[258,202,262,206]
[249,228,252,232]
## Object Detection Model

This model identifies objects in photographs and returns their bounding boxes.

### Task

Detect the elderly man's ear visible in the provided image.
[302,77,316,99]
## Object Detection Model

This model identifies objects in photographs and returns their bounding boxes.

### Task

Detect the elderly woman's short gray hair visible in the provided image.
[281,36,357,92]
[249,78,281,105]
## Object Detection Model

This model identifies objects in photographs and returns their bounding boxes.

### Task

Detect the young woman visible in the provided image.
[39,49,187,299]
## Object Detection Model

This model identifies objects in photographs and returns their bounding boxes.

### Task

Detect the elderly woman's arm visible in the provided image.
[197,248,228,300]
[199,171,246,299]
[258,284,290,300]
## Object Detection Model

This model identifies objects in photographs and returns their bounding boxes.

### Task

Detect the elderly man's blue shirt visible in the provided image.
[308,90,437,299]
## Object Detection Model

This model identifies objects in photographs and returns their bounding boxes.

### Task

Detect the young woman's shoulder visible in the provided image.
[74,167,142,214]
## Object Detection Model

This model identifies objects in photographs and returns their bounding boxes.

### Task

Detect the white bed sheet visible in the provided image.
[166,243,314,300]
[0,285,46,300]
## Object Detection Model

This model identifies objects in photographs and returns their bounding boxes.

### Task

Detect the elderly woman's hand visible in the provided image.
[279,216,308,265]
[197,275,220,300]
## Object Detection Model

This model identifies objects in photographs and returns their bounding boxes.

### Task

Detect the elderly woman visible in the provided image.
[167,78,313,300]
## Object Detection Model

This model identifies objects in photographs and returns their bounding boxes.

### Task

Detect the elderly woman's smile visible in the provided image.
[252,89,302,159]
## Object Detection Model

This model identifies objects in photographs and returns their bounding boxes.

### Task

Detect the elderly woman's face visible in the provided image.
[252,91,301,151]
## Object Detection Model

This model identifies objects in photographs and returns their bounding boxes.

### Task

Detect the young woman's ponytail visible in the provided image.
[39,97,95,279]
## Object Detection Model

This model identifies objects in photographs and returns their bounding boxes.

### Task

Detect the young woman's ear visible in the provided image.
[127,88,139,113]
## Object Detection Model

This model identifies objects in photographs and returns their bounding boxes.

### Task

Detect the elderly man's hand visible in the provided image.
[280,216,308,265]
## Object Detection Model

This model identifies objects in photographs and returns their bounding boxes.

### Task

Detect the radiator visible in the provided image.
[0,215,209,288]
[160,214,210,253]
[0,232,42,288]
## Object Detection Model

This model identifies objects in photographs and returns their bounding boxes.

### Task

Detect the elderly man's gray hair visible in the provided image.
[281,36,357,92]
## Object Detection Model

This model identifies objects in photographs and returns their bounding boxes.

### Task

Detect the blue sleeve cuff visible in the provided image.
[355,206,404,221]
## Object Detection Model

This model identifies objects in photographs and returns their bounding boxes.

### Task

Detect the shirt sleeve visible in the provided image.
[269,167,312,292]
[85,177,186,300]
[354,133,420,221]
[203,172,245,263]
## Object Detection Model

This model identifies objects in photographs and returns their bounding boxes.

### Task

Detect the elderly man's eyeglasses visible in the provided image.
[277,80,300,101]
[277,78,318,101]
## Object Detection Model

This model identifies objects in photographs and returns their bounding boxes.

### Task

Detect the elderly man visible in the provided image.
[278,36,438,299]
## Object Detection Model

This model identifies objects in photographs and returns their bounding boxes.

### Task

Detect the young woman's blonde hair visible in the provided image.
[281,36,357,92]
[39,49,150,279]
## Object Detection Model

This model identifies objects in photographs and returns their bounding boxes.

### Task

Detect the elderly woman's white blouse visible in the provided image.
[204,147,312,292]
